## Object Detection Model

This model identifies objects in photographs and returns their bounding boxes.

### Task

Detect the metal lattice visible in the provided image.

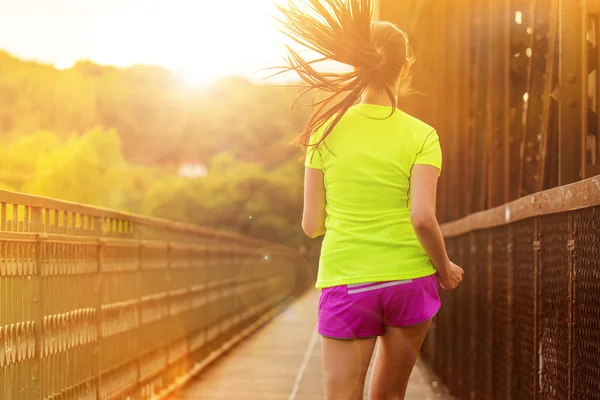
[572,208,600,399]
[0,196,310,399]
[512,219,536,399]
[453,236,468,398]
[431,204,600,399]
[492,226,511,400]
[540,212,570,399]
[442,238,459,386]
[461,232,477,400]
[475,230,493,400]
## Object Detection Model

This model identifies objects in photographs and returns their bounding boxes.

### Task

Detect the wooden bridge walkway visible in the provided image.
[174,290,448,399]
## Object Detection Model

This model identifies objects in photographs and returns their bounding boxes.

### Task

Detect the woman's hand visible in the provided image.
[437,262,464,290]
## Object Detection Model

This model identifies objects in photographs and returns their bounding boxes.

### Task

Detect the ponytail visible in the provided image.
[272,0,410,152]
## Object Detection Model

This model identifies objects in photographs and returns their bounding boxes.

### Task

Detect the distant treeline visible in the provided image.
[0,51,313,248]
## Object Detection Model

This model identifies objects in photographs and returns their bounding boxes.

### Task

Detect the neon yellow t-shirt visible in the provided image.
[305,103,442,289]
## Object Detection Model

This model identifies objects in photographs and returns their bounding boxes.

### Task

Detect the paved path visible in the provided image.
[177,290,445,399]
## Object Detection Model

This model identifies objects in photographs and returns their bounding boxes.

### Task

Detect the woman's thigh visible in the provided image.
[368,320,432,400]
[321,335,377,400]
[369,275,439,399]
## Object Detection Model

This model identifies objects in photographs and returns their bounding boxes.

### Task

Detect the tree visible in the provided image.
[23,128,129,208]
[0,50,311,248]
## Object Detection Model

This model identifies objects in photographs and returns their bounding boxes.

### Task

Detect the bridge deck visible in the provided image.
[176,290,445,399]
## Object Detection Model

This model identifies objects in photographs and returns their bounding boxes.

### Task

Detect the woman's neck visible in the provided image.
[360,87,398,107]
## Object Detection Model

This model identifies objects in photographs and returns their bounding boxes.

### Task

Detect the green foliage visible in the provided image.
[142,158,305,247]
[0,51,311,247]
[22,128,128,207]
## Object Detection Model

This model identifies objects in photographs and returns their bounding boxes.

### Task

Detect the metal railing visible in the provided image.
[0,190,314,399]
[424,175,600,400]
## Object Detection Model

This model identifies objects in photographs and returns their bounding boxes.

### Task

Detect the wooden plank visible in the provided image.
[436,0,448,223]
[488,0,511,207]
[441,174,600,237]
[465,0,479,215]
[509,0,534,202]
[537,0,560,192]
[558,0,587,185]
[520,0,558,196]
[446,0,462,221]
[472,0,489,213]
[591,9,600,177]
[459,0,473,218]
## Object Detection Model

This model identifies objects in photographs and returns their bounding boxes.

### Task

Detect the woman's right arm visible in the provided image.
[410,164,463,290]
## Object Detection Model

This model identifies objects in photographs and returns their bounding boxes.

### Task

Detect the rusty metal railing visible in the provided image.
[0,190,314,399]
[422,175,600,400]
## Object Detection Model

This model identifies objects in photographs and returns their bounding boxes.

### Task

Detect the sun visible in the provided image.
[178,65,222,88]
[80,0,285,86]
[1,0,341,87]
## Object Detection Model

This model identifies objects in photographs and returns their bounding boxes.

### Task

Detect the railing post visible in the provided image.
[165,241,173,390]
[95,237,105,400]
[533,217,541,400]
[567,213,575,399]
[31,206,43,399]
[468,232,477,400]
[486,229,494,399]
[94,217,103,400]
[507,224,515,399]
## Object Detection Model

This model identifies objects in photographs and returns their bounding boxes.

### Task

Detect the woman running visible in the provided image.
[275,1,464,399]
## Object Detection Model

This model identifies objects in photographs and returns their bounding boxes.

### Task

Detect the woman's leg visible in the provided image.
[321,336,377,400]
[368,319,432,400]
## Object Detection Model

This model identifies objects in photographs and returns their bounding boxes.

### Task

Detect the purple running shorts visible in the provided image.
[317,274,441,339]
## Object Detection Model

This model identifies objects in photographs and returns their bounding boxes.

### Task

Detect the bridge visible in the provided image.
[3,0,600,399]
[1,174,598,399]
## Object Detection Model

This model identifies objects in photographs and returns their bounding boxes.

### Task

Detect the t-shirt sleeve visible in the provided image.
[414,130,442,175]
[304,130,324,170]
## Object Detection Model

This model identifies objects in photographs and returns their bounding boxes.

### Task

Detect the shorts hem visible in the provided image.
[318,329,382,340]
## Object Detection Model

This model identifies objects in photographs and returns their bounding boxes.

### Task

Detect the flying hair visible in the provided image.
[271,0,413,154]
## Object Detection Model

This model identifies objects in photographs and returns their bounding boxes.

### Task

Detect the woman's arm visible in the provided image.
[302,167,327,238]
[410,164,462,288]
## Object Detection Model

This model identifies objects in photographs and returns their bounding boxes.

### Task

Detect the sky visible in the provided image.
[0,0,314,84]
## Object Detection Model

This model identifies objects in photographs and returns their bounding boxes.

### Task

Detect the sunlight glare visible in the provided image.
[54,58,75,70]
[515,11,522,25]
[179,65,222,88]
[86,0,283,84]
[0,0,357,85]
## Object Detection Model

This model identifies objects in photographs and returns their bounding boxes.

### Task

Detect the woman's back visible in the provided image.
[276,2,463,396]
[306,104,442,288]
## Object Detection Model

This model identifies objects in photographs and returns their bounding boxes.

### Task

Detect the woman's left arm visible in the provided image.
[302,167,327,238]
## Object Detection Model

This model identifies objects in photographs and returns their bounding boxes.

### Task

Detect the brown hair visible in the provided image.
[273,0,413,153]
